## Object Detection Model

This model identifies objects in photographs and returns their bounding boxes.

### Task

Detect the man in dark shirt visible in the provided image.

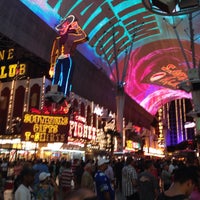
[138,160,159,200]
[157,166,199,200]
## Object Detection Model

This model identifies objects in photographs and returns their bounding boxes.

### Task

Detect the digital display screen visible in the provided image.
[20,0,199,115]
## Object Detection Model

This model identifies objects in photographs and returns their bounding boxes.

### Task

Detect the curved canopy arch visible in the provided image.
[20,0,200,115]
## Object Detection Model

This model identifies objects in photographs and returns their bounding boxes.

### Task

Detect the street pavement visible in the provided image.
[115,189,126,200]
[3,189,126,200]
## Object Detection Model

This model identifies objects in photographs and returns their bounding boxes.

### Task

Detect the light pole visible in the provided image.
[100,22,143,152]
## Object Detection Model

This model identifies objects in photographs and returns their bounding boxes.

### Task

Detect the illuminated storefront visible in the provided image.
[0,48,159,159]
[0,137,39,161]
[0,77,116,160]
[143,147,165,158]
[125,140,141,153]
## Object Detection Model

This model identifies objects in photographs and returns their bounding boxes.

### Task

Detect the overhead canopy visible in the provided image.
[1,0,200,128]
[18,0,200,115]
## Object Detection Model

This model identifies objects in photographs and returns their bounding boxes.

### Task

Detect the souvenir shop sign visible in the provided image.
[21,113,69,143]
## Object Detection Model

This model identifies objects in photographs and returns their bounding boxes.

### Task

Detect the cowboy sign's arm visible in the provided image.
[49,37,60,77]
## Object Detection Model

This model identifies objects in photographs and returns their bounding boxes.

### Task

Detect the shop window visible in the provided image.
[29,84,41,110]
[80,102,85,117]
[86,105,91,126]
[13,85,25,118]
[30,93,38,107]
[0,87,10,134]
[93,113,96,127]
[0,96,7,110]
[73,99,79,114]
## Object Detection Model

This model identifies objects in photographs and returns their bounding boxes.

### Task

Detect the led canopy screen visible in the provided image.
[20,0,200,115]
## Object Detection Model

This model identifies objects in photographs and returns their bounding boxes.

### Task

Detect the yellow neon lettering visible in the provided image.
[54,134,60,142]
[25,131,31,141]
[19,64,26,75]
[34,132,40,142]
[33,124,58,134]
[39,132,46,142]
[0,66,7,79]
[7,48,14,60]
[0,50,5,61]
[23,114,68,125]
[8,64,17,78]
[33,124,39,132]
[49,134,54,142]
[24,114,31,123]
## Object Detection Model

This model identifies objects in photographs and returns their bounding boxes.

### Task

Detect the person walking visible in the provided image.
[34,172,58,200]
[105,161,115,188]
[33,159,49,185]
[138,160,159,200]
[160,162,171,191]
[81,163,95,191]
[157,166,199,200]
[14,167,36,200]
[168,160,177,175]
[60,161,74,199]
[94,158,115,200]
[114,158,124,191]
[122,156,139,200]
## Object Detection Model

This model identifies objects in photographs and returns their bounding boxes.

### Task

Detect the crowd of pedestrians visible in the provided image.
[0,156,200,200]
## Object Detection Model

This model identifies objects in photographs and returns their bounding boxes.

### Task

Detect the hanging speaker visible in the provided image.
[152,0,177,13]
[179,0,199,9]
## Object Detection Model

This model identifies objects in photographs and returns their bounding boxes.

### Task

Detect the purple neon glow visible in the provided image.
[116,39,200,115]
[140,89,191,115]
